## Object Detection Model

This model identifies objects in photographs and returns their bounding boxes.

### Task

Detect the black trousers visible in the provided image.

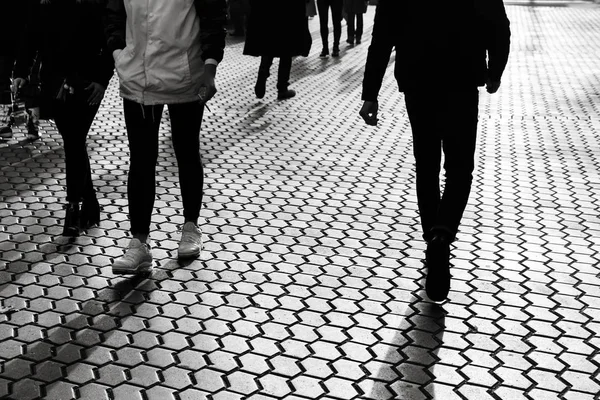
[53,94,100,203]
[404,89,479,242]
[258,56,292,92]
[346,12,363,42]
[317,0,343,50]
[123,99,204,235]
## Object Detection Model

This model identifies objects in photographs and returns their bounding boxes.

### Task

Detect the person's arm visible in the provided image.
[361,0,396,102]
[482,0,511,92]
[359,0,397,125]
[104,0,127,60]
[195,0,228,66]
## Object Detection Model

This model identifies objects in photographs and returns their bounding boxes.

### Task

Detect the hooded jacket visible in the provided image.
[362,0,511,100]
[104,0,227,105]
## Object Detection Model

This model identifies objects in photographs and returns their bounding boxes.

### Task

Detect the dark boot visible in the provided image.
[332,45,340,57]
[425,233,451,301]
[254,72,269,99]
[80,197,100,229]
[277,89,296,100]
[63,202,80,237]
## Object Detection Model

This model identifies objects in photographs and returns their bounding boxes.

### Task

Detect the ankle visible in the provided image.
[133,234,149,244]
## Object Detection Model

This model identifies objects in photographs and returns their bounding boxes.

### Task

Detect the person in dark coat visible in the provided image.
[360,0,511,302]
[13,0,114,236]
[244,0,312,100]
[317,0,343,57]
[0,0,41,140]
[344,0,368,45]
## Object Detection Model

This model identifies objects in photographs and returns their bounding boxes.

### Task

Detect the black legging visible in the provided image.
[317,0,343,51]
[123,99,204,235]
[53,93,100,203]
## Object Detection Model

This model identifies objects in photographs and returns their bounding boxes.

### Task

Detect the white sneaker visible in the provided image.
[112,238,153,274]
[178,222,203,259]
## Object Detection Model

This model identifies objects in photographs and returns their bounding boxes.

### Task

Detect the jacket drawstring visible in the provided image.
[140,103,146,120]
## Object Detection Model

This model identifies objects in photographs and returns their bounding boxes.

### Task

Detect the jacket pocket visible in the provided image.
[115,47,146,98]
[145,50,194,95]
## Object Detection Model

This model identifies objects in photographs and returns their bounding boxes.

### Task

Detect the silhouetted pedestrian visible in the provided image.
[317,0,343,57]
[244,0,312,100]
[344,0,368,45]
[13,0,114,236]
[360,0,511,301]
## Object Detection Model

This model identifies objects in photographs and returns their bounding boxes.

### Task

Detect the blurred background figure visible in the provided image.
[307,0,317,19]
[13,0,114,236]
[0,0,41,140]
[228,0,249,37]
[317,0,343,57]
[244,0,312,100]
[344,0,368,45]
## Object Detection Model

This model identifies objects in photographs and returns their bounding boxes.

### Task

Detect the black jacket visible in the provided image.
[244,0,312,58]
[362,0,511,100]
[14,0,114,104]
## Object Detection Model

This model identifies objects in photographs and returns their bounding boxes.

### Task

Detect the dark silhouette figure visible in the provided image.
[13,0,114,236]
[244,0,312,100]
[317,0,343,57]
[344,0,368,45]
[360,0,511,301]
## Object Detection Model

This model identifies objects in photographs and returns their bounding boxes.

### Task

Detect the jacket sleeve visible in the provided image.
[104,0,127,54]
[483,0,511,82]
[13,0,40,80]
[361,0,396,101]
[195,0,227,63]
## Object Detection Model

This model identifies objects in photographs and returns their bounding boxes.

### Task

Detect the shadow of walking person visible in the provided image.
[368,302,446,399]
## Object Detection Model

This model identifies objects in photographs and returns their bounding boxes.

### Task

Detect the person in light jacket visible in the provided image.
[360,0,510,301]
[104,0,227,274]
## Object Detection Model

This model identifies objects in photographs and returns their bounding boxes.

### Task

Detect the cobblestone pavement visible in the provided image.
[1,4,600,400]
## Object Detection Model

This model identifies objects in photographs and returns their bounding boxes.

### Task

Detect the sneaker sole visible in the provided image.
[177,248,201,260]
[112,261,152,275]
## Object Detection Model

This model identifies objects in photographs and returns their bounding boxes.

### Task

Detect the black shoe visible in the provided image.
[63,203,80,237]
[425,234,451,301]
[346,38,354,45]
[356,38,362,45]
[332,47,340,57]
[80,197,100,229]
[277,89,296,100]
[319,49,329,58]
[254,73,269,99]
